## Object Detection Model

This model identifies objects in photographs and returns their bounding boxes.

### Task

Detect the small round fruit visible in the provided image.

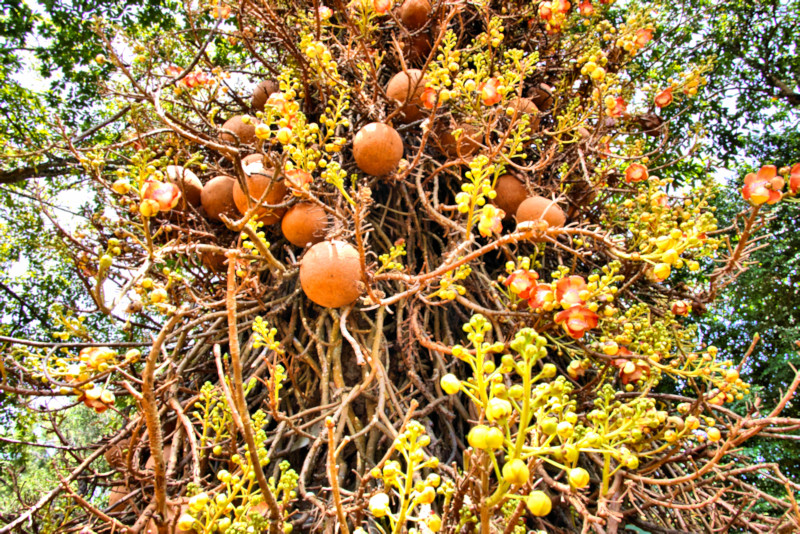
[399,0,431,30]
[219,115,257,145]
[232,162,287,225]
[251,79,279,112]
[201,176,237,222]
[353,123,404,176]
[165,165,203,208]
[299,241,363,308]
[281,202,329,247]
[493,174,528,220]
[516,196,567,232]
[386,69,427,123]
[526,491,552,516]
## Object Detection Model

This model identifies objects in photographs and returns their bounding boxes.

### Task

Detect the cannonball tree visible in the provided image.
[3,0,800,533]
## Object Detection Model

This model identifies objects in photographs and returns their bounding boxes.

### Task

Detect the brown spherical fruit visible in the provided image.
[353,123,404,176]
[144,499,191,534]
[282,203,329,247]
[200,248,227,272]
[300,241,363,308]
[165,165,203,208]
[493,174,528,221]
[437,123,481,159]
[251,79,279,112]
[232,163,287,225]
[400,0,431,30]
[404,33,432,65]
[219,115,256,145]
[241,153,264,167]
[530,83,554,111]
[386,69,426,123]
[516,196,566,229]
[107,484,128,512]
[201,175,237,222]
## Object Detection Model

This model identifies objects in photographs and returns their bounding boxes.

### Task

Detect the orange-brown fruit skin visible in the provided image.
[165,165,203,208]
[241,153,264,167]
[436,123,481,159]
[386,69,426,123]
[300,241,363,308]
[200,249,227,272]
[530,83,554,111]
[251,79,279,112]
[353,123,404,176]
[508,97,541,133]
[516,196,567,241]
[232,167,287,225]
[144,499,191,534]
[400,0,431,30]
[201,175,237,222]
[493,174,528,221]
[404,33,432,65]
[219,115,256,145]
[282,202,329,247]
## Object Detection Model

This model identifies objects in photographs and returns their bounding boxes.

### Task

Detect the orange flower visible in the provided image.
[554,306,599,339]
[284,169,313,193]
[789,163,800,195]
[373,0,392,14]
[742,165,782,205]
[613,353,650,384]
[654,87,673,108]
[553,0,571,13]
[528,284,555,309]
[478,205,504,237]
[625,163,649,183]
[607,97,627,118]
[539,2,553,19]
[555,276,587,308]
[579,0,594,15]
[505,269,538,299]
[634,28,654,49]
[479,78,503,106]
[421,87,437,109]
[141,180,181,213]
[671,301,690,316]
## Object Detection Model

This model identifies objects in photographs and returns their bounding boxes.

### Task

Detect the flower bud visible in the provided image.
[568,467,590,489]
[502,458,529,485]
[440,374,461,395]
[526,490,552,516]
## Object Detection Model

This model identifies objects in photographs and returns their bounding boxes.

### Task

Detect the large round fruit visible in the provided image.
[353,123,404,176]
[165,165,203,208]
[219,115,256,145]
[282,203,329,247]
[493,174,528,221]
[201,176,237,222]
[232,162,287,225]
[400,0,431,30]
[386,69,426,123]
[516,196,566,231]
[300,241,363,308]
[251,79,279,112]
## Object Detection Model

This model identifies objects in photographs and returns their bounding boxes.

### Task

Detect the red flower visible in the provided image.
[625,163,649,183]
[789,163,800,195]
[479,78,503,106]
[554,306,599,339]
[555,276,587,308]
[579,0,594,16]
[373,0,392,14]
[505,270,538,300]
[166,65,183,77]
[539,2,553,20]
[142,180,181,212]
[655,87,673,108]
[671,301,690,316]
[528,284,555,309]
[634,28,654,49]
[742,165,782,205]
[421,87,437,109]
